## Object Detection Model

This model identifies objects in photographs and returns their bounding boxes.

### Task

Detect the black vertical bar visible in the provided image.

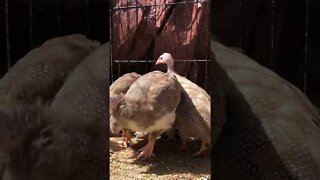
[110,0,114,82]
[146,0,154,73]
[164,3,167,57]
[152,0,156,71]
[271,0,275,70]
[195,0,199,82]
[57,0,61,35]
[206,0,210,90]
[144,0,147,67]
[117,2,121,78]
[239,0,243,49]
[174,6,177,58]
[86,0,91,38]
[127,0,130,73]
[87,0,108,42]
[29,0,33,49]
[135,0,139,74]
[0,0,6,77]
[276,0,306,91]
[211,0,242,47]
[5,0,11,69]
[206,0,210,60]
[184,2,187,77]
[306,0,320,106]
[304,0,309,94]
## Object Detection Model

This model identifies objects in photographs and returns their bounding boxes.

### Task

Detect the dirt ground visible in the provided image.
[110,136,211,180]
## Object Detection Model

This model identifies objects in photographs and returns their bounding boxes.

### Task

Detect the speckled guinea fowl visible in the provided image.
[156,53,211,156]
[0,34,99,178]
[0,43,109,180]
[0,34,99,104]
[109,72,141,146]
[211,39,320,179]
[110,70,181,159]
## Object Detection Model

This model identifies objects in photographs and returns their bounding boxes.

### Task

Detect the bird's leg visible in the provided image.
[122,129,132,147]
[193,141,207,157]
[117,129,132,147]
[136,131,162,160]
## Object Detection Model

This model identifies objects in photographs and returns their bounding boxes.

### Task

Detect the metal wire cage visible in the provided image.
[0,0,109,77]
[110,0,211,90]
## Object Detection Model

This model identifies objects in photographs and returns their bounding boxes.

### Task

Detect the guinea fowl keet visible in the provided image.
[156,53,211,156]
[109,72,141,147]
[110,71,181,159]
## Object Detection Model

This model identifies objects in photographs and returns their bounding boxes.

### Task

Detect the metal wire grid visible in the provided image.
[2,0,100,75]
[110,0,211,90]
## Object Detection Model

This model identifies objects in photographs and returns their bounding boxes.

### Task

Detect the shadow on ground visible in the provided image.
[110,137,211,179]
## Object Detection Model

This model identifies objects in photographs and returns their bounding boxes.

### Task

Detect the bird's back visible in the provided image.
[212,39,320,179]
[0,34,99,104]
[126,71,181,114]
[172,73,211,145]
[110,72,141,96]
[51,43,109,125]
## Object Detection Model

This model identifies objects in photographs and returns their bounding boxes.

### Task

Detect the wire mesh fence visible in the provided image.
[110,0,211,90]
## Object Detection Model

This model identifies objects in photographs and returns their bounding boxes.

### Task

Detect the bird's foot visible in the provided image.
[123,130,133,147]
[131,131,160,160]
[136,144,155,160]
[117,137,132,148]
[129,145,155,160]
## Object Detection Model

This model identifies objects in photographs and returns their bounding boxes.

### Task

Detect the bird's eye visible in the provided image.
[160,57,163,60]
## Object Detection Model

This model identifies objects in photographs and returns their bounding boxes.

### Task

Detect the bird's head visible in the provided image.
[156,53,174,72]
[109,116,122,136]
[109,94,124,114]
[156,53,173,65]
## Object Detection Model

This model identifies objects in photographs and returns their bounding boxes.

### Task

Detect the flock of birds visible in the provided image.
[109,53,211,159]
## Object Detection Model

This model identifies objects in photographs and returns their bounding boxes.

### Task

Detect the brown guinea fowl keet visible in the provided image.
[156,53,211,156]
[110,71,181,159]
[109,72,141,147]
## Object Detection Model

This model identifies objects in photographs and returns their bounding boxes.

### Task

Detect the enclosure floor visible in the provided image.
[110,137,211,180]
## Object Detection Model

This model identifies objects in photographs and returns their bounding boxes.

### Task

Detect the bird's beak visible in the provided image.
[155,59,161,65]
[111,126,121,136]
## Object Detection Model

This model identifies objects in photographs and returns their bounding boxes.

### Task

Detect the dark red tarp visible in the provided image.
[111,0,210,87]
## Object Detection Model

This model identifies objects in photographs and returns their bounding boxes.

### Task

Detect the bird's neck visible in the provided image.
[166,61,174,73]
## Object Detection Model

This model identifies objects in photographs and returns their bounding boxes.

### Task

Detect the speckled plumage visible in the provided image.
[156,53,211,155]
[172,74,211,153]
[50,43,109,125]
[0,34,99,104]
[110,71,181,159]
[110,71,181,132]
[109,72,141,96]
[1,43,110,180]
[109,72,141,132]
[109,72,141,145]
[211,40,320,179]
[0,34,99,178]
